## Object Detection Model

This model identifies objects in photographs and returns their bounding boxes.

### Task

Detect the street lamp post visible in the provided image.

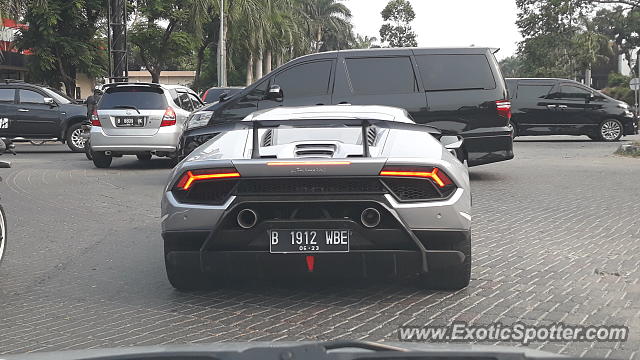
[217,0,227,87]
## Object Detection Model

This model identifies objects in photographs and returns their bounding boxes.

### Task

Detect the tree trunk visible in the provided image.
[255,51,264,80]
[264,50,272,74]
[316,26,322,53]
[276,52,283,68]
[246,53,254,86]
[151,68,161,84]
[194,43,208,89]
[585,66,592,88]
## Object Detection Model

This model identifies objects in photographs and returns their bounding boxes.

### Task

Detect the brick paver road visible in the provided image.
[0,135,638,358]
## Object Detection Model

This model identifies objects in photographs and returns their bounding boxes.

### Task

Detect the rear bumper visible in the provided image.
[163,230,470,277]
[162,190,471,276]
[89,126,180,153]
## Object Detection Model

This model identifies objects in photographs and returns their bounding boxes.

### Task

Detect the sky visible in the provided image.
[343,0,522,60]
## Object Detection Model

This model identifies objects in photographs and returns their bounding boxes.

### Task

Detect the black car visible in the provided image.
[201,86,244,104]
[506,78,639,141]
[0,80,89,152]
[182,48,514,167]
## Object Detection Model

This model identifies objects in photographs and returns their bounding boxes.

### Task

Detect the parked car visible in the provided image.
[89,82,204,168]
[0,80,89,152]
[201,86,244,104]
[180,47,514,167]
[162,105,471,291]
[506,78,639,141]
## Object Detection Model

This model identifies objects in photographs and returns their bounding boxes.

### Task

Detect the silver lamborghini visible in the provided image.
[161,105,471,290]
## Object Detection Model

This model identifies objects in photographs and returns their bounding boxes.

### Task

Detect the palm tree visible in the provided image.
[301,0,352,53]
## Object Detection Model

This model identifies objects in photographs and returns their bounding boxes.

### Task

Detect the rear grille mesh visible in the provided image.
[382,178,447,201]
[173,179,237,205]
[236,178,386,195]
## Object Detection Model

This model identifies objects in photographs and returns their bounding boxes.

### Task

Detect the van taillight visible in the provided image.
[161,107,177,127]
[90,110,101,126]
[495,100,511,120]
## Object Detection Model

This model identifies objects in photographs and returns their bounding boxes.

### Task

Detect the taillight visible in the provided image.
[174,168,240,191]
[161,107,177,127]
[495,100,511,120]
[90,110,101,126]
[379,166,453,188]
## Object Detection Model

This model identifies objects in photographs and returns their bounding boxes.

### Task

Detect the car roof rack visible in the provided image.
[3,79,25,84]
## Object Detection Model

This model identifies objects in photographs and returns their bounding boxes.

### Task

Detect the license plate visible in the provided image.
[269,229,350,253]
[115,117,144,127]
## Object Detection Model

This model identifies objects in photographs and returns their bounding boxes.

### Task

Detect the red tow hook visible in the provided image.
[306,255,315,272]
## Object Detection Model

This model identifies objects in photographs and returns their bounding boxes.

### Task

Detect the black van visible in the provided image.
[181,48,514,166]
[506,78,638,141]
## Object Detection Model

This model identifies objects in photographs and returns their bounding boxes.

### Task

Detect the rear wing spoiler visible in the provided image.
[204,118,444,159]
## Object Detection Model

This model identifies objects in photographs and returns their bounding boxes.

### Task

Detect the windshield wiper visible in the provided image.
[113,105,141,114]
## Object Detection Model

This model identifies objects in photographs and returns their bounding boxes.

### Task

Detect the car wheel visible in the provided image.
[66,123,86,152]
[419,234,471,290]
[164,255,209,291]
[92,151,112,168]
[136,153,152,161]
[0,205,7,265]
[599,119,623,142]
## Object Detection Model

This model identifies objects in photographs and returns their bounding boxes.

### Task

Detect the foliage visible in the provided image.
[592,6,640,76]
[379,0,417,47]
[14,0,108,96]
[352,34,379,49]
[608,72,631,87]
[602,86,636,104]
[499,56,525,78]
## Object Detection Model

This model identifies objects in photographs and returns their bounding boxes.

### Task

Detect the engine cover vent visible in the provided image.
[294,143,336,158]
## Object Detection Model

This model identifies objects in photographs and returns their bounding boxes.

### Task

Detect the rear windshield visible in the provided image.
[99,87,167,110]
[416,54,496,91]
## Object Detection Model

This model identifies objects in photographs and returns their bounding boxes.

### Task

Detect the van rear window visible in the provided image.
[99,87,167,110]
[416,54,496,91]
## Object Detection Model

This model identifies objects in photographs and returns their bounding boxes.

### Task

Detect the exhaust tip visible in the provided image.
[361,208,381,228]
[237,209,258,229]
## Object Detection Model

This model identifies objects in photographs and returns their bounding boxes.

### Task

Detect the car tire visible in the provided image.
[165,256,209,291]
[66,123,86,152]
[598,119,623,142]
[92,151,112,168]
[509,121,518,139]
[0,204,7,265]
[84,140,93,160]
[419,234,471,290]
[136,153,152,161]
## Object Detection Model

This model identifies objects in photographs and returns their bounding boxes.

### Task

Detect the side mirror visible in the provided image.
[43,97,56,106]
[266,84,283,101]
[218,92,229,102]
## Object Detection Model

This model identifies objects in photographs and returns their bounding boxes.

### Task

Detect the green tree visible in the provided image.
[379,0,417,47]
[593,6,640,76]
[352,34,378,49]
[14,0,107,96]
[301,0,352,53]
[499,55,525,77]
[129,0,199,83]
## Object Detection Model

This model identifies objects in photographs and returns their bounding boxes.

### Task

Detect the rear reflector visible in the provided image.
[161,107,177,127]
[267,161,351,166]
[175,168,240,190]
[379,166,453,188]
[495,100,511,120]
[91,110,101,126]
